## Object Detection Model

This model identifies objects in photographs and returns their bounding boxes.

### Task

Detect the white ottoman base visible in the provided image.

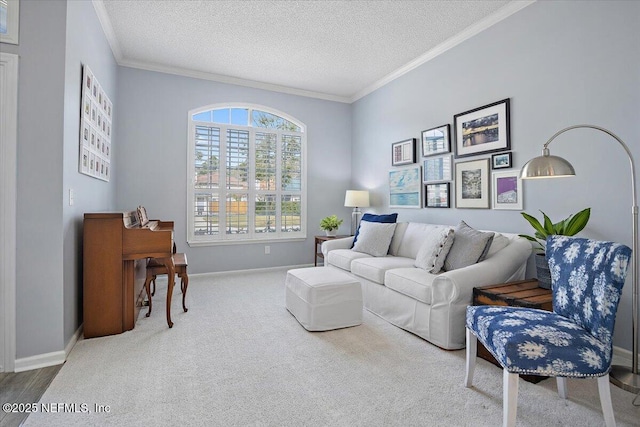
[285,267,362,331]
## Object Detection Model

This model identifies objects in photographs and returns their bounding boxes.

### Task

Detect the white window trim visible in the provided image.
[186,103,307,246]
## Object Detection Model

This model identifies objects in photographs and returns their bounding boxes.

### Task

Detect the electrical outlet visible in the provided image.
[265,245,271,255]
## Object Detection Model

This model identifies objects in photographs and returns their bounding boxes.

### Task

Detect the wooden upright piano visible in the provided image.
[83,211,175,338]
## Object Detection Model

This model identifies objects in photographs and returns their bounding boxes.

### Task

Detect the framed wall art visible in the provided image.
[423,155,452,183]
[0,0,19,45]
[454,98,510,158]
[391,138,416,166]
[425,182,450,208]
[455,158,490,209]
[491,152,512,169]
[492,170,523,210]
[421,124,450,157]
[389,165,422,208]
[79,65,112,181]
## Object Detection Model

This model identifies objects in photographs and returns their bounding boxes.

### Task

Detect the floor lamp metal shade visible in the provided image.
[520,124,639,393]
[344,190,370,236]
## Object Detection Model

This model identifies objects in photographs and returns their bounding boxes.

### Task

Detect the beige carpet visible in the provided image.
[25,268,640,426]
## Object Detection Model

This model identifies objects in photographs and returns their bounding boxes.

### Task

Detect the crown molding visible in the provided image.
[93,0,535,105]
[118,58,352,103]
[92,0,123,62]
[349,0,536,103]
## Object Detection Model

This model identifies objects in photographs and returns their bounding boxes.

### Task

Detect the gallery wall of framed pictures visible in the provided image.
[79,65,112,182]
[387,97,523,212]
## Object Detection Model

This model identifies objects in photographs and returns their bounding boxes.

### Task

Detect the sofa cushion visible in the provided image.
[327,249,371,272]
[351,256,415,285]
[396,223,452,259]
[444,221,494,271]
[384,268,437,304]
[486,233,510,259]
[352,221,397,257]
[352,212,398,246]
[388,222,408,256]
[414,227,455,273]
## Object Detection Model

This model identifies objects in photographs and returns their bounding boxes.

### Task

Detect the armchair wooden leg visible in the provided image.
[465,328,477,388]
[597,374,616,427]
[557,377,568,399]
[503,370,518,427]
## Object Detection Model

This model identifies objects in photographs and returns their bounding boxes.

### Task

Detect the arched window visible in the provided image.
[187,104,306,245]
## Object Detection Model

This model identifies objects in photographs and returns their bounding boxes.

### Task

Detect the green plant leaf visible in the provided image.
[564,208,591,236]
[521,212,547,237]
[542,211,554,236]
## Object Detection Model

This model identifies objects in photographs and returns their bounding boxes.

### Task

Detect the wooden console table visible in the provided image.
[472,279,553,383]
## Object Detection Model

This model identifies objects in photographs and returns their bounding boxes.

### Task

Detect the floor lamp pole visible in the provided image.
[522,125,639,393]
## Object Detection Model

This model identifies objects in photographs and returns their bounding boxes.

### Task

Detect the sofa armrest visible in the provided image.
[432,237,532,305]
[321,236,355,258]
[427,236,532,349]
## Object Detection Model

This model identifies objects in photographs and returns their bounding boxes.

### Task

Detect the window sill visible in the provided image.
[187,236,307,247]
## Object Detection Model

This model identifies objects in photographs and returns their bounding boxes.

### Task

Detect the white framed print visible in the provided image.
[423,155,452,183]
[79,64,112,181]
[492,170,523,210]
[0,0,20,45]
[455,158,490,209]
[389,165,422,208]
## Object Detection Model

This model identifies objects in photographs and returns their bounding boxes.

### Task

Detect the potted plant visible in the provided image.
[320,215,343,236]
[519,208,591,289]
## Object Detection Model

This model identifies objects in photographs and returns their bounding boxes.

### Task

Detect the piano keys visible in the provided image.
[83,210,174,338]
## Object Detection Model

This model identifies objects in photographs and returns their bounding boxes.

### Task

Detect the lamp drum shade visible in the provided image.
[344,190,370,208]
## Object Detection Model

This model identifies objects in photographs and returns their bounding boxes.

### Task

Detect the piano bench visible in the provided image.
[144,253,189,320]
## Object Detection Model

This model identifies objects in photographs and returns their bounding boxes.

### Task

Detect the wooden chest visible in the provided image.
[472,279,553,383]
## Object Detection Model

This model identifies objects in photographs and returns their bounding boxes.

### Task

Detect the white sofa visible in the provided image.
[321,222,532,350]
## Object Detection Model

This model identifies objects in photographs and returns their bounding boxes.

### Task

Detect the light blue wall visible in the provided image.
[3,0,117,360]
[63,1,118,346]
[11,0,67,359]
[352,0,640,351]
[115,68,352,274]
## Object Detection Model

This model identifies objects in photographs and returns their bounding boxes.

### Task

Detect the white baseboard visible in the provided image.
[188,263,313,278]
[14,351,66,373]
[612,345,637,366]
[14,324,83,372]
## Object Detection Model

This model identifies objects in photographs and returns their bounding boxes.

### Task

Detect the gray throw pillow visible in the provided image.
[444,221,494,271]
[352,221,397,257]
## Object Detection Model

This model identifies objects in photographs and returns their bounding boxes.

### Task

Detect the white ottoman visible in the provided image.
[285,267,362,331]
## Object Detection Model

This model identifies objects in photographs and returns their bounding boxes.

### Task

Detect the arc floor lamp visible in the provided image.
[520,124,639,393]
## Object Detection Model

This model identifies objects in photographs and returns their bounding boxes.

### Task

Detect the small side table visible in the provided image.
[472,279,553,383]
[314,235,350,266]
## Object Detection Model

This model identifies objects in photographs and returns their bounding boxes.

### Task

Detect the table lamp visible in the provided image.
[344,190,370,236]
[520,124,639,393]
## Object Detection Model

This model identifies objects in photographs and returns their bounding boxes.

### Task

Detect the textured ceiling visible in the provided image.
[95,0,532,102]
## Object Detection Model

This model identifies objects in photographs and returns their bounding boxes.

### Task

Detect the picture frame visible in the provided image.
[492,170,523,210]
[79,65,112,182]
[389,165,422,208]
[455,158,490,209]
[454,98,510,158]
[491,152,512,169]
[421,124,450,157]
[391,138,416,166]
[425,182,450,208]
[0,0,20,45]
[423,155,452,183]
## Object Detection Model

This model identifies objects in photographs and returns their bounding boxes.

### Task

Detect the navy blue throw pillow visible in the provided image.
[352,213,398,247]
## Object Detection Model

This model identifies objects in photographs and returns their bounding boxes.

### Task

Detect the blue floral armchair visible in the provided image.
[464,236,631,427]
